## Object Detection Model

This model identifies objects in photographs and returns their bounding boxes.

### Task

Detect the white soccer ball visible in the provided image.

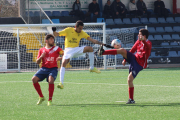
[111,39,121,49]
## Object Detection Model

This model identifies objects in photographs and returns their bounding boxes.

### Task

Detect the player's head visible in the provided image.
[75,20,84,33]
[138,29,149,41]
[45,34,55,47]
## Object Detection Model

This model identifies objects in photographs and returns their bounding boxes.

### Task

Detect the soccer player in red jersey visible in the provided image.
[32,34,64,106]
[98,29,152,104]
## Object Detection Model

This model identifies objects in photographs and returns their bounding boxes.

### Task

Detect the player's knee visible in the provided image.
[48,76,54,84]
[89,46,93,51]
[87,46,93,52]
[127,75,134,84]
[127,79,133,84]
[116,49,121,54]
[32,76,38,83]
[117,48,125,54]
[84,46,93,52]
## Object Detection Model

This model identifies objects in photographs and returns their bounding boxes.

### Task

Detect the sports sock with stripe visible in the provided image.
[48,84,54,101]
[129,87,134,100]
[33,82,44,98]
[102,49,117,55]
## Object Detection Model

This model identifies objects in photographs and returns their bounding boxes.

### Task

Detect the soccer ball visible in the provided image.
[111,39,121,49]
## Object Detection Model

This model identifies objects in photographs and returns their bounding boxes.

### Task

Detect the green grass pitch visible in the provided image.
[0,68,180,120]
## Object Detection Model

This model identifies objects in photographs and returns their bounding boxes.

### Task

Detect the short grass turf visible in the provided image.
[0,68,180,120]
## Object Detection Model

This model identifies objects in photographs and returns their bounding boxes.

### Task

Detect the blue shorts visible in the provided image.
[124,51,143,78]
[34,67,58,82]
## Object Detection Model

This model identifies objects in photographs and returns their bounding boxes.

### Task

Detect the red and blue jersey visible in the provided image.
[127,39,152,69]
[37,46,63,68]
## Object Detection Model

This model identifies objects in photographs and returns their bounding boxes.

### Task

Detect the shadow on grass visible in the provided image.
[54,103,180,107]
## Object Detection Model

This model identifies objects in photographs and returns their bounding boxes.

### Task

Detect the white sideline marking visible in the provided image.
[64,82,180,88]
[0,81,180,88]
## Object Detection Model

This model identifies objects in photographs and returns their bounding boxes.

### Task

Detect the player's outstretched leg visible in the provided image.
[98,45,105,56]
[98,45,118,56]
[98,45,127,59]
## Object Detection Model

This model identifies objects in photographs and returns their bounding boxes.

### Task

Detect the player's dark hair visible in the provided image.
[45,34,54,41]
[75,20,84,27]
[139,29,149,39]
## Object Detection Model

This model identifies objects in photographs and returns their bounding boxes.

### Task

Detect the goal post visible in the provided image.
[0,23,146,72]
[0,23,106,72]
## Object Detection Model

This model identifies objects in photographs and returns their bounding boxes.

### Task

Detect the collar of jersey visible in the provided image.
[45,46,53,49]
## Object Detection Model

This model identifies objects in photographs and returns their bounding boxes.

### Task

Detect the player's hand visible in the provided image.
[122,60,126,66]
[52,27,56,32]
[56,57,62,61]
[40,52,46,58]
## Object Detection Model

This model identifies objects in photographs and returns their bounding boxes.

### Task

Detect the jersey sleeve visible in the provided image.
[59,27,69,36]
[58,47,64,55]
[130,40,139,53]
[82,30,90,39]
[123,40,139,62]
[142,40,152,50]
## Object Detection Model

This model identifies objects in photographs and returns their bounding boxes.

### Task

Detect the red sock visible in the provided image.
[48,84,54,101]
[33,83,43,98]
[129,87,134,100]
[102,49,117,55]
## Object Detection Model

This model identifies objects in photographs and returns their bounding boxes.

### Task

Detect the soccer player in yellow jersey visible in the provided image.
[53,20,103,89]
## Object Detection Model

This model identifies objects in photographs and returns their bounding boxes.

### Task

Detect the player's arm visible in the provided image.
[129,40,138,53]
[142,40,151,49]
[56,50,64,61]
[87,37,103,45]
[52,27,59,37]
[36,52,46,64]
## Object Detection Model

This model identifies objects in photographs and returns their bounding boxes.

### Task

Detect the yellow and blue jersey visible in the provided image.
[58,27,90,48]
